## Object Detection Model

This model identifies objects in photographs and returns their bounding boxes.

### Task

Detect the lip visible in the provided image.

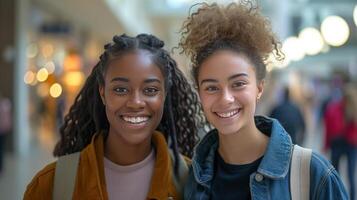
[119,114,151,129]
[213,108,242,121]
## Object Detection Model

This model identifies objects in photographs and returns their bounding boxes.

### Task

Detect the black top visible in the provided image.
[210,152,263,200]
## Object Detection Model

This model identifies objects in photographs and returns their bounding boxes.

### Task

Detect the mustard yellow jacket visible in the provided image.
[24,131,185,200]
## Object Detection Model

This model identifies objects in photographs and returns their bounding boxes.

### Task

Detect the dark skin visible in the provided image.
[99,50,166,165]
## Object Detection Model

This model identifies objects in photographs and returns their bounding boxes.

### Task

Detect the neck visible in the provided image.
[104,130,152,166]
[218,122,268,165]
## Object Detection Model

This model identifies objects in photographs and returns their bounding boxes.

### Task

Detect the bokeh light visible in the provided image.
[49,83,62,98]
[36,68,49,82]
[23,71,36,85]
[298,27,324,56]
[44,61,56,74]
[41,43,54,58]
[321,16,350,47]
[63,71,85,87]
[282,37,305,62]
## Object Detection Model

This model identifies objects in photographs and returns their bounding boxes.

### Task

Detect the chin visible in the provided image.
[115,128,153,145]
[216,126,241,136]
[209,117,243,136]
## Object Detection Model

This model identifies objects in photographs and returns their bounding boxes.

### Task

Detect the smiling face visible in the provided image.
[99,50,165,146]
[198,50,264,135]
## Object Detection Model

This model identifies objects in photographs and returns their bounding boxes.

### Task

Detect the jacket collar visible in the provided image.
[147,131,177,199]
[192,116,293,187]
[255,116,293,179]
[83,131,177,199]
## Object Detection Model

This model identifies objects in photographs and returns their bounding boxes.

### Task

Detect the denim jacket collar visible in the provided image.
[191,116,293,188]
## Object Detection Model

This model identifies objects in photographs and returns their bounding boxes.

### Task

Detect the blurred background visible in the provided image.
[0,0,356,199]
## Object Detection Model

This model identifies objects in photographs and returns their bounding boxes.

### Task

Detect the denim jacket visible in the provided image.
[184,116,348,200]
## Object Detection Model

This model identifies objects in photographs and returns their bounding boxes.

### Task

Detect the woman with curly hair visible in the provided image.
[24,34,206,199]
[179,1,348,199]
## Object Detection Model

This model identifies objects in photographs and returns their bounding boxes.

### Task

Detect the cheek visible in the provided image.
[241,87,259,102]
[148,95,165,115]
[199,92,213,112]
[105,95,125,110]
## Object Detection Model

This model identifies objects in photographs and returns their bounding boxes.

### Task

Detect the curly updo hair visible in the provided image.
[54,34,206,161]
[178,1,283,84]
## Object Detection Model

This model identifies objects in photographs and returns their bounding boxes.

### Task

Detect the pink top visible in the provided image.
[104,149,156,200]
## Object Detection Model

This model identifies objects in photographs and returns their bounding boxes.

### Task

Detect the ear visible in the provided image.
[99,85,105,105]
[257,80,265,100]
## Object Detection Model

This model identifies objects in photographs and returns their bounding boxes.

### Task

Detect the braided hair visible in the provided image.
[53,34,206,160]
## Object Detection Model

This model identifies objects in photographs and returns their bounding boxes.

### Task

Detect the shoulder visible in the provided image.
[309,152,348,199]
[24,162,56,199]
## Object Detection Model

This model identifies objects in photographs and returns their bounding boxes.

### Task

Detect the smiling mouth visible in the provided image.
[215,108,241,118]
[121,116,150,124]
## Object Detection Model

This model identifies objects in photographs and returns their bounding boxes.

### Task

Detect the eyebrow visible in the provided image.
[144,78,161,84]
[228,73,248,81]
[110,77,161,84]
[111,77,129,83]
[200,73,248,85]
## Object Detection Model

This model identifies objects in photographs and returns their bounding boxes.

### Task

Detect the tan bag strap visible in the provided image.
[290,145,312,200]
[53,152,80,200]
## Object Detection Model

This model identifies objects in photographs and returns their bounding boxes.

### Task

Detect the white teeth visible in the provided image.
[122,116,149,124]
[216,109,239,118]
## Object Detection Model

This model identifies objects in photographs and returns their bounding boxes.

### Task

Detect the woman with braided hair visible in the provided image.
[178,1,348,199]
[24,33,205,199]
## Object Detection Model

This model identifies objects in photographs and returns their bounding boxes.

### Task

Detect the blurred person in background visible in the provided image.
[24,34,206,199]
[341,84,356,200]
[178,1,348,199]
[0,93,12,175]
[269,87,306,145]
[323,80,357,200]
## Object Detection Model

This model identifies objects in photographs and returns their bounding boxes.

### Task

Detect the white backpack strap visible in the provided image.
[290,145,312,200]
[53,152,80,200]
[169,150,189,198]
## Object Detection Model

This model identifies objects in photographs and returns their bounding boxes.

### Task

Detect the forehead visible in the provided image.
[105,51,164,81]
[198,50,256,80]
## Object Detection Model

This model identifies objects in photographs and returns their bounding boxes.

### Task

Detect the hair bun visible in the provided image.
[137,34,164,48]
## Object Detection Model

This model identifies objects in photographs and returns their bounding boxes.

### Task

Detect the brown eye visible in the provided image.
[205,86,219,93]
[114,87,129,95]
[232,81,246,88]
[143,87,159,96]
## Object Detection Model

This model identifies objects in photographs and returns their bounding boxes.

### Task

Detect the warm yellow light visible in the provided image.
[24,71,36,85]
[282,37,305,62]
[37,83,49,97]
[354,5,357,27]
[49,83,62,98]
[298,27,324,55]
[27,43,38,58]
[36,68,49,82]
[321,16,350,47]
[64,54,82,71]
[63,71,85,87]
[45,61,56,74]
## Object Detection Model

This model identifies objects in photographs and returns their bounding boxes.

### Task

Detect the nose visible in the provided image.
[219,88,235,105]
[126,91,145,109]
